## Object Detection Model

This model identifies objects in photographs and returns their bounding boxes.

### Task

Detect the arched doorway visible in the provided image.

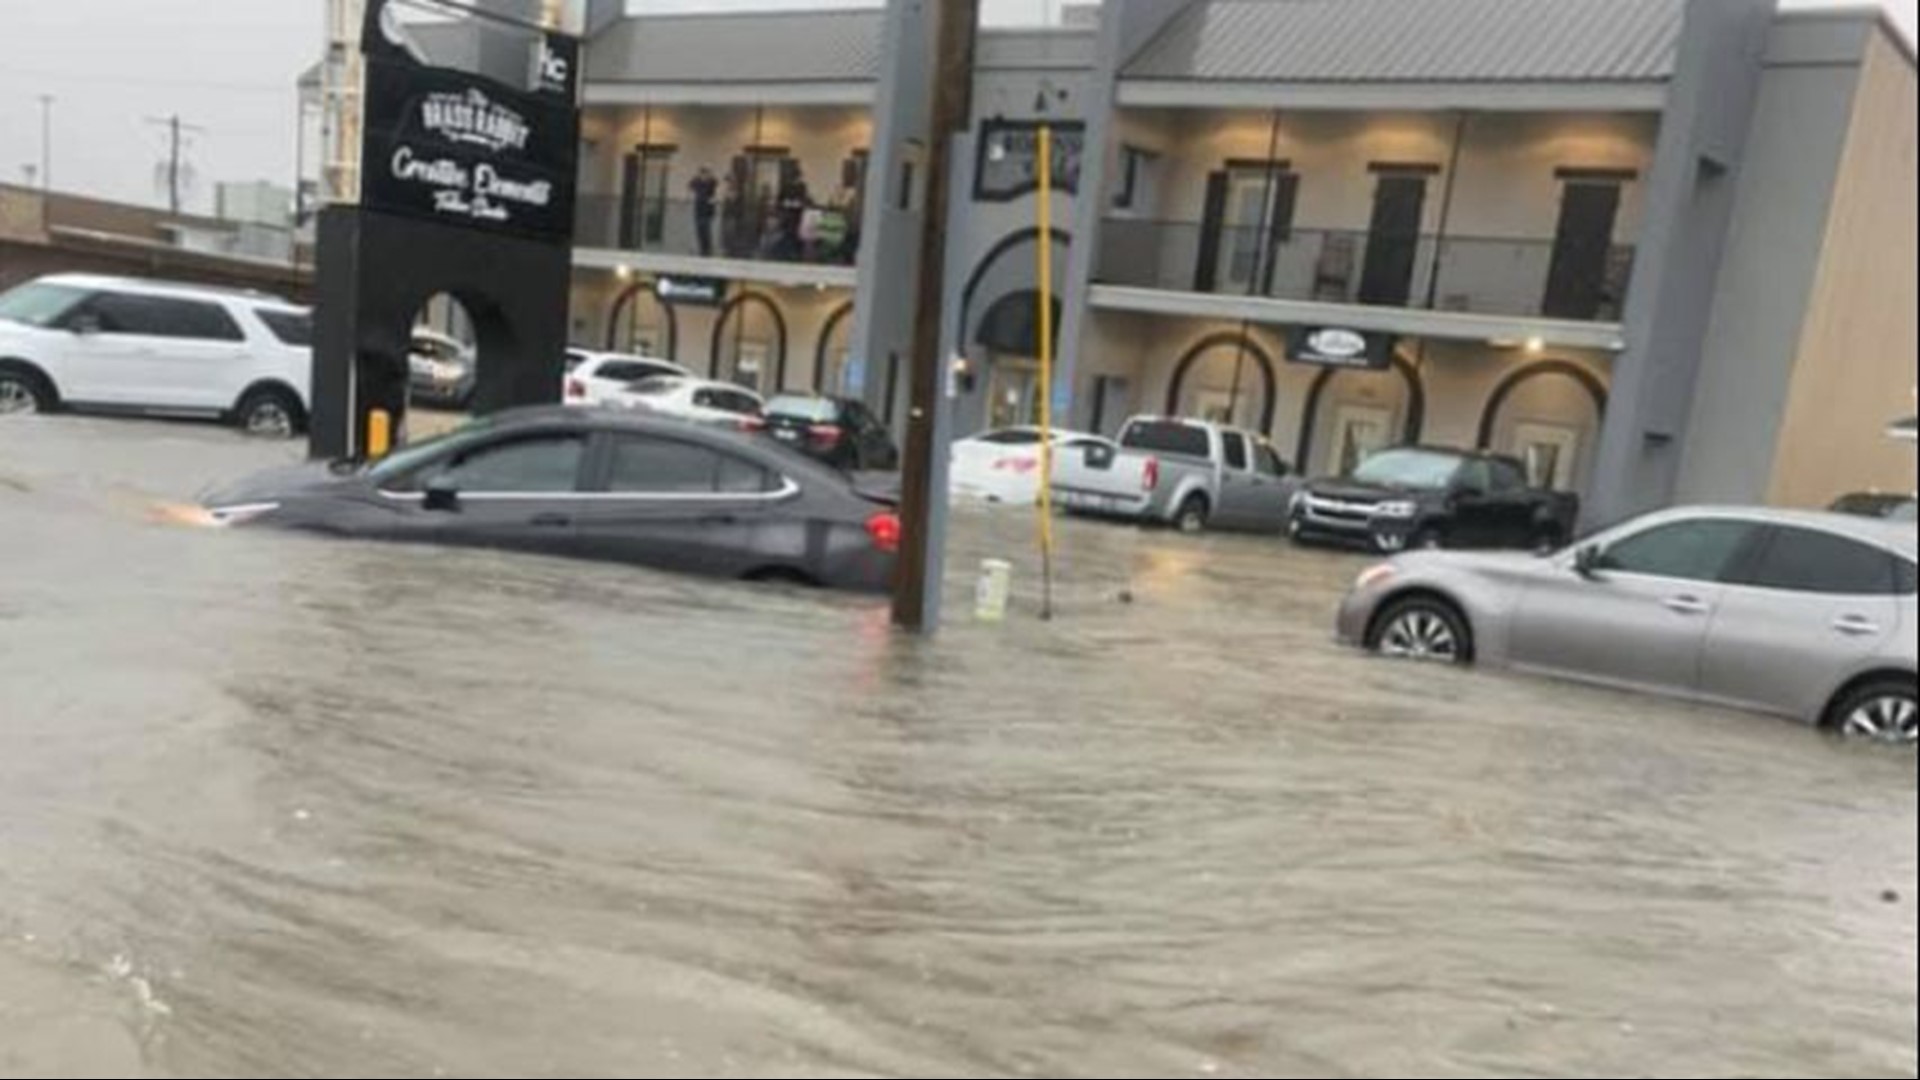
[1296,353,1427,476]
[604,280,679,360]
[1164,332,1279,434]
[404,291,482,440]
[1477,359,1609,493]
[710,291,788,395]
[971,289,1062,430]
[814,301,857,396]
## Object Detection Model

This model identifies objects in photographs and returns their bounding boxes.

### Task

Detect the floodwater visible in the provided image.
[1,416,1914,1079]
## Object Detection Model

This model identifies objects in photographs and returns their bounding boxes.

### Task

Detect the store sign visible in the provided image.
[655,275,728,307]
[358,0,580,241]
[975,121,1085,202]
[1287,326,1395,370]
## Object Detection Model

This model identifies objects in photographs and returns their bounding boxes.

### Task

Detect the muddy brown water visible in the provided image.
[1,416,1914,1079]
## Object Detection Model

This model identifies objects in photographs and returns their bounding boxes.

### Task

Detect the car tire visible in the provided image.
[1825,678,1918,745]
[1173,495,1211,534]
[1368,594,1474,665]
[0,366,55,417]
[235,386,305,440]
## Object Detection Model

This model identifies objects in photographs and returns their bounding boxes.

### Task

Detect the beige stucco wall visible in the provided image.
[1113,108,1659,240]
[1075,308,1613,487]
[1767,35,1920,505]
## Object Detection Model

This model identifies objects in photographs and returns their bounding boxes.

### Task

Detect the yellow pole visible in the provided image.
[1036,126,1057,620]
[367,408,393,460]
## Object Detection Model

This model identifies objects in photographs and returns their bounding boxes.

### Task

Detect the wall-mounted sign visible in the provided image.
[975,121,1085,202]
[654,275,729,307]
[358,0,581,242]
[1287,326,1396,370]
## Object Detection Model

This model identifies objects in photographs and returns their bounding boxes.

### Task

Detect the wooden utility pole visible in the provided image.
[892,0,981,633]
[145,114,206,215]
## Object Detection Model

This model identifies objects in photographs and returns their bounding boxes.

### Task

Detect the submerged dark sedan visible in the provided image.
[202,407,902,591]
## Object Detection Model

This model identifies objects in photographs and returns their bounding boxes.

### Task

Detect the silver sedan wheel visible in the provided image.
[1378,608,1463,663]
[244,401,294,439]
[1843,695,1919,745]
[0,378,40,416]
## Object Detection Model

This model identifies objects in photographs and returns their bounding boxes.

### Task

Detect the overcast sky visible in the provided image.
[1,0,1913,213]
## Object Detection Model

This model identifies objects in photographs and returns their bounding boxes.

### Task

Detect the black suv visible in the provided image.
[1289,445,1580,553]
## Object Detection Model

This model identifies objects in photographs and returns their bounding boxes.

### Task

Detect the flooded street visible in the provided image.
[1,416,1914,1079]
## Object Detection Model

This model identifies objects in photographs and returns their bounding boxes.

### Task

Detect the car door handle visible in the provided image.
[1664,595,1711,616]
[529,512,573,528]
[1833,614,1881,637]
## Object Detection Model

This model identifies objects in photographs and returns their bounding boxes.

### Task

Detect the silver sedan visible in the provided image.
[1337,506,1919,743]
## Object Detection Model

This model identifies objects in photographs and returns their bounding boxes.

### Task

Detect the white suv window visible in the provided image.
[81,292,244,342]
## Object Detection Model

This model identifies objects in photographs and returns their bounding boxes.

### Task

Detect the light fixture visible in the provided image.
[615,265,633,281]
[1525,336,1547,355]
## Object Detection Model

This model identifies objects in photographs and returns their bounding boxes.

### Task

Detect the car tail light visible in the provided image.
[808,423,845,444]
[565,378,586,400]
[1143,457,1161,492]
[738,416,767,433]
[992,456,1039,474]
[865,511,903,554]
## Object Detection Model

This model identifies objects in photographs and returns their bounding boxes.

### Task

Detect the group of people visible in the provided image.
[688,163,860,265]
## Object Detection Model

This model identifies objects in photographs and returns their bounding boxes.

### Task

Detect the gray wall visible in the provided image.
[1055,0,1196,430]
[1675,19,1867,504]
[848,0,934,423]
[1585,0,1777,526]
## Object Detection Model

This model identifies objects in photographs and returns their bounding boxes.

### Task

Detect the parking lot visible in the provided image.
[1,415,1915,1078]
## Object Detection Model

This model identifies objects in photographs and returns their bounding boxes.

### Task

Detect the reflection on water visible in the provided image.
[1,417,1914,1078]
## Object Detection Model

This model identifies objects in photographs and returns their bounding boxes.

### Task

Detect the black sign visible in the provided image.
[1286,326,1396,370]
[654,275,729,308]
[358,0,581,242]
[975,121,1085,202]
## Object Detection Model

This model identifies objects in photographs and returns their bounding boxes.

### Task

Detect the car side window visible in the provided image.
[717,392,760,416]
[1455,460,1493,495]
[1490,460,1528,493]
[434,434,585,493]
[1257,446,1290,478]
[692,389,717,409]
[256,310,313,347]
[607,437,777,494]
[1598,519,1758,582]
[1731,527,1903,596]
[1221,433,1250,471]
[83,293,240,341]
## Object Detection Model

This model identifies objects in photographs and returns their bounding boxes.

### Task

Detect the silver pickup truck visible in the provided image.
[1051,416,1300,533]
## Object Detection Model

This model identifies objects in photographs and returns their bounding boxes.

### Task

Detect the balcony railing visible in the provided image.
[1098,219,1635,323]
[575,195,860,268]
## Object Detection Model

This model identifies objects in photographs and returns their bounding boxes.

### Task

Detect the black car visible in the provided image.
[202,407,902,591]
[1289,445,1580,553]
[1830,491,1918,521]
[762,394,900,472]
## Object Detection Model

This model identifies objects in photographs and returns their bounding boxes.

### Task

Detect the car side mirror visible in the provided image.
[1574,545,1604,579]
[422,476,461,512]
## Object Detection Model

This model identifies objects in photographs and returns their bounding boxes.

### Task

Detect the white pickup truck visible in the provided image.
[1051,416,1300,533]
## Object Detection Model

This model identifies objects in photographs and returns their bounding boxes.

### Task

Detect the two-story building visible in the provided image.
[561,0,1914,522]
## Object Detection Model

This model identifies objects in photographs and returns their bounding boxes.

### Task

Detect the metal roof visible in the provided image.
[586,10,885,85]
[1123,0,1688,84]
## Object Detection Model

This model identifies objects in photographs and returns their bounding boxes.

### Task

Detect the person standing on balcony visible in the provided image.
[689,167,719,257]
[777,163,810,261]
[721,171,749,258]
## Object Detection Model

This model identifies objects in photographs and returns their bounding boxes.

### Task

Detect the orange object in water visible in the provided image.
[367,409,393,460]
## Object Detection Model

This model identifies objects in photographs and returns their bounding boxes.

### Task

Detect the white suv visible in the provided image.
[0,274,313,437]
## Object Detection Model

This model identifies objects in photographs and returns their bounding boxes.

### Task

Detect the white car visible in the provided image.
[951,426,1116,505]
[611,375,766,428]
[0,273,312,437]
[564,349,690,407]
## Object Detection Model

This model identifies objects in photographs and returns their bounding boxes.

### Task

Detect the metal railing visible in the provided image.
[1097,218,1635,323]
[574,195,861,268]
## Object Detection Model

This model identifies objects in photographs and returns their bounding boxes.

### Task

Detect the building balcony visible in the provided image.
[1097,218,1635,325]
[573,194,862,287]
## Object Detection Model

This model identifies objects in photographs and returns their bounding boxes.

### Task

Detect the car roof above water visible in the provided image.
[39,272,294,306]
